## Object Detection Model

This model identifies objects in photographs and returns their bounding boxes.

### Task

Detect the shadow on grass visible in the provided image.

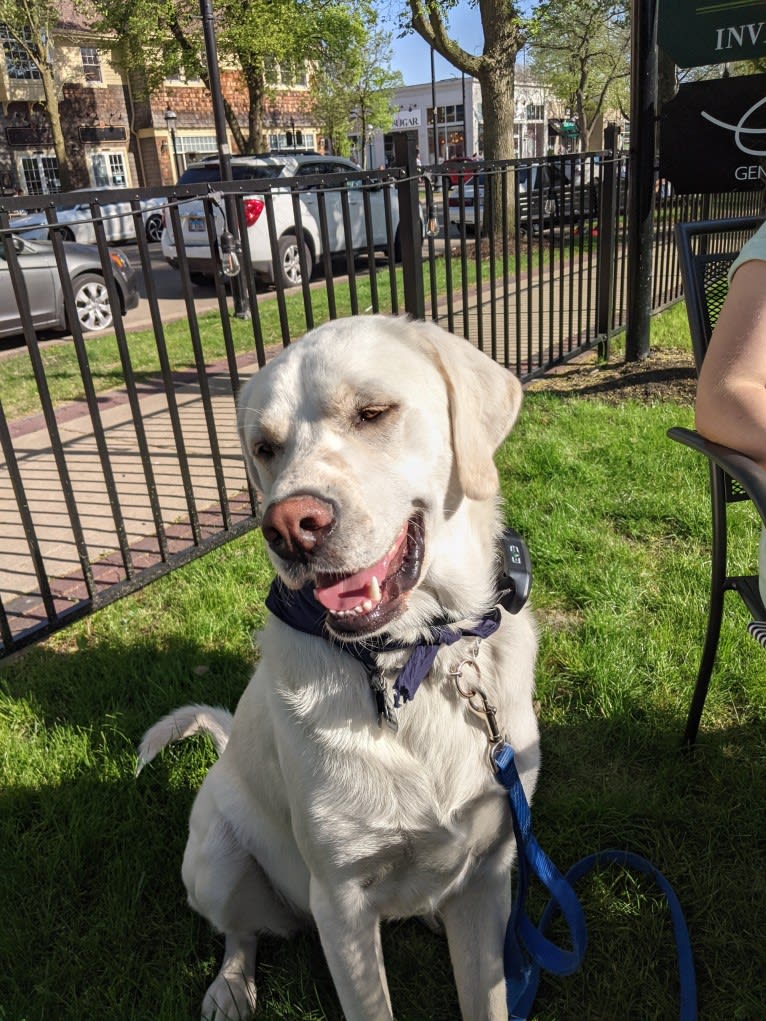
[2,633,766,1020]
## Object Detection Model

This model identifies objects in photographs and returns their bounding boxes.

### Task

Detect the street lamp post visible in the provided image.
[430,46,438,164]
[163,106,181,180]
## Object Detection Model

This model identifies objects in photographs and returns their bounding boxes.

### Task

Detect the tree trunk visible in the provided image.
[241,63,266,153]
[476,62,517,234]
[405,0,524,234]
[40,65,71,192]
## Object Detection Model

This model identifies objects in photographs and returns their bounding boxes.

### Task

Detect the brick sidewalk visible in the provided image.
[0,352,263,646]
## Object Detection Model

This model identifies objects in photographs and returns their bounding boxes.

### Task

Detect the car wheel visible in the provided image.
[276,234,312,288]
[145,213,163,243]
[71,273,114,332]
[190,271,213,286]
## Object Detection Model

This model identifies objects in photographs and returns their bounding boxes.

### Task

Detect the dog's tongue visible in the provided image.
[314,526,407,613]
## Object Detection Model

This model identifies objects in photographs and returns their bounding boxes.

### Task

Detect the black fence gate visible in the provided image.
[0,148,763,656]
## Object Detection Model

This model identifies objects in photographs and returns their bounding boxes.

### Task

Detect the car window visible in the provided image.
[232,164,285,181]
[177,163,284,185]
[518,167,553,191]
[296,162,353,176]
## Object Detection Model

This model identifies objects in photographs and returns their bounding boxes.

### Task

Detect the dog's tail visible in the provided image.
[135,704,233,777]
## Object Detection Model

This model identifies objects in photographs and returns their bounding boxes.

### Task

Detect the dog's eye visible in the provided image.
[252,441,274,460]
[357,405,390,425]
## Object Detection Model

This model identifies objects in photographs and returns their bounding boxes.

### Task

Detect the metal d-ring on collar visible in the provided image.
[449,637,504,765]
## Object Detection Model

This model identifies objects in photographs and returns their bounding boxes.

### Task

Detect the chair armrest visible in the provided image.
[668,426,766,526]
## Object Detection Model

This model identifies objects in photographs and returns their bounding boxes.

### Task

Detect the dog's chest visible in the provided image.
[280,680,513,914]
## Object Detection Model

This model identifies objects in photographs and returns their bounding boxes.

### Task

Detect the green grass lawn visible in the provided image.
[2,312,765,1020]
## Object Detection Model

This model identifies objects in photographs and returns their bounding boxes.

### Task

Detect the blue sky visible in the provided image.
[381,2,486,86]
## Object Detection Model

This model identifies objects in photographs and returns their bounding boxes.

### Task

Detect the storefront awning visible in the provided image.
[548,118,579,138]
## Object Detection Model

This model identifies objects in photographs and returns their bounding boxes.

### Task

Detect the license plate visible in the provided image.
[188,217,205,232]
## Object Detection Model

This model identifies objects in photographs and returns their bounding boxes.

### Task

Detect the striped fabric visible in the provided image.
[747,620,766,648]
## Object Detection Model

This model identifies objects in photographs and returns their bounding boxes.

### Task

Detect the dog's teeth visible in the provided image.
[329,588,380,621]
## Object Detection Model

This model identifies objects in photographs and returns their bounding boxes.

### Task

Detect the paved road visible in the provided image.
[0,242,222,359]
[0,198,468,360]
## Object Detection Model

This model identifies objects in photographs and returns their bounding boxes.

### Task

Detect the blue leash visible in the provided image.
[493,741,698,1021]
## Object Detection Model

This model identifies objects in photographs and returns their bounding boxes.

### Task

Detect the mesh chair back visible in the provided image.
[676,216,764,371]
[676,216,765,503]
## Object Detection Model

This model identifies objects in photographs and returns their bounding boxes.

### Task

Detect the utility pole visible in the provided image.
[625,0,658,361]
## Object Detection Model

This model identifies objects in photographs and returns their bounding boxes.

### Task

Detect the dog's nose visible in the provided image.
[261,495,335,560]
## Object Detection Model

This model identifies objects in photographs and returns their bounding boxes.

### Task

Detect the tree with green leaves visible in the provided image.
[92,0,368,153]
[398,0,526,235]
[526,0,630,150]
[401,0,526,165]
[0,0,74,189]
[310,18,403,166]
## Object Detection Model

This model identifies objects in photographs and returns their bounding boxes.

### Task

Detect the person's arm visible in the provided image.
[695,258,766,471]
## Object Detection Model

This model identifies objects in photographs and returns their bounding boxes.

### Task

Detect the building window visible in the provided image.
[164,64,203,85]
[20,155,60,195]
[91,152,127,187]
[81,47,102,83]
[427,105,464,127]
[268,131,314,151]
[1,24,41,80]
[176,134,217,155]
[526,104,544,121]
[264,58,279,85]
[280,60,308,87]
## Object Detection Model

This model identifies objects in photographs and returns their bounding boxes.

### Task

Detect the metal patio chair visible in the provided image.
[668,215,766,745]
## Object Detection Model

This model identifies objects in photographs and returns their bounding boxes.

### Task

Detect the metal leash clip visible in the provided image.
[450,639,503,768]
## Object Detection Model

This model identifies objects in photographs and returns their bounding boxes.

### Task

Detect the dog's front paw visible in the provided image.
[202,971,257,1021]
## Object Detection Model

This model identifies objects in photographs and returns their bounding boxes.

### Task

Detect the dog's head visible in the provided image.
[237,316,522,640]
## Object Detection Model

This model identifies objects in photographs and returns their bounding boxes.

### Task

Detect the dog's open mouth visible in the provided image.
[313,514,424,635]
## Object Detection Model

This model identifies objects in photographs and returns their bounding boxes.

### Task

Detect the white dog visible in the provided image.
[138,315,539,1021]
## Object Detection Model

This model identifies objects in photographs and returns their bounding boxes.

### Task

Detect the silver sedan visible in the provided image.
[0,235,140,336]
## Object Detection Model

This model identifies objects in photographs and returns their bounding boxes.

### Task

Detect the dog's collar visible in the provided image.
[264,578,502,728]
[263,528,530,728]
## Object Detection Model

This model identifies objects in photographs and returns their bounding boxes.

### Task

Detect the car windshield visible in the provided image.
[178,164,285,185]
[30,203,84,214]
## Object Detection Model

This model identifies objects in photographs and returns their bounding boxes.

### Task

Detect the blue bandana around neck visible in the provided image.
[264,577,501,727]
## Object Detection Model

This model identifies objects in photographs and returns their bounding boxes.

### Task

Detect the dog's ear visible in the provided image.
[415,321,523,500]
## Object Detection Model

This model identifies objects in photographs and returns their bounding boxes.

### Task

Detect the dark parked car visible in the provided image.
[448,168,560,232]
[0,235,139,335]
[448,160,605,234]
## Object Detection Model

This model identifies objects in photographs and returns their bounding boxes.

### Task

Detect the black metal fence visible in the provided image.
[0,150,763,656]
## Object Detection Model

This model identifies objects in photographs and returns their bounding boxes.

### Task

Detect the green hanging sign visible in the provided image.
[659,0,766,69]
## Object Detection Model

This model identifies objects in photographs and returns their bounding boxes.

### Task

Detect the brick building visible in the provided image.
[0,3,321,196]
